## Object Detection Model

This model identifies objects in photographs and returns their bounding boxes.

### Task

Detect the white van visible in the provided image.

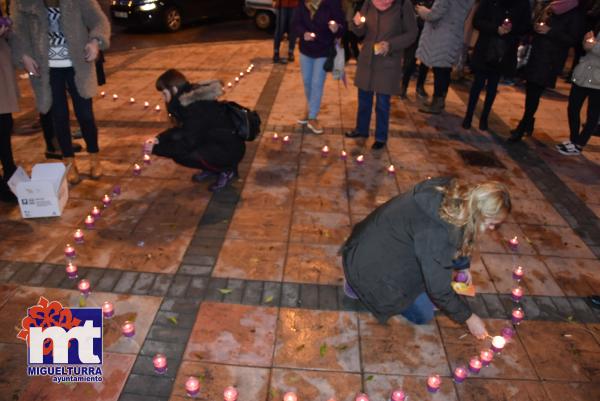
[244,0,275,30]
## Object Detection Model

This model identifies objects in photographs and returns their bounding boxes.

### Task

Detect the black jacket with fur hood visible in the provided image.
[342,177,472,325]
[152,80,245,171]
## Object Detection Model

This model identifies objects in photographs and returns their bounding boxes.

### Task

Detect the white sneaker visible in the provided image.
[307,119,324,135]
[557,141,581,156]
[297,118,308,125]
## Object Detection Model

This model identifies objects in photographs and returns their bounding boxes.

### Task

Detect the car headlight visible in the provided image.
[139,3,157,11]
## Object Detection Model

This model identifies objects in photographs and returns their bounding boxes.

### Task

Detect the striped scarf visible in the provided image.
[305,0,322,18]
[47,7,71,66]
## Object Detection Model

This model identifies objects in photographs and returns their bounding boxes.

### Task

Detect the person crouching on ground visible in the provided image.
[146,69,245,192]
[342,177,511,339]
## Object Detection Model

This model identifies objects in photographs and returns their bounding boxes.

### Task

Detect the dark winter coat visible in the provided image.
[525,5,585,88]
[470,0,531,76]
[293,0,346,58]
[351,0,418,95]
[152,81,246,171]
[342,177,472,325]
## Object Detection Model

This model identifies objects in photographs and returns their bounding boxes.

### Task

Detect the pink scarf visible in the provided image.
[550,0,579,15]
[372,0,394,12]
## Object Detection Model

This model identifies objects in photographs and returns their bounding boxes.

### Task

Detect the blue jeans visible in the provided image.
[300,53,327,120]
[356,89,390,142]
[274,7,296,55]
[400,292,435,325]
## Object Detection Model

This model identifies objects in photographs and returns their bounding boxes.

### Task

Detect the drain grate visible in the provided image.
[457,150,506,169]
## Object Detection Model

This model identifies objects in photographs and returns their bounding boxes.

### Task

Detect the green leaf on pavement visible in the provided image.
[167,316,178,325]
[366,375,374,381]
[219,288,233,295]
[264,295,274,303]
[319,343,327,357]
[78,297,87,307]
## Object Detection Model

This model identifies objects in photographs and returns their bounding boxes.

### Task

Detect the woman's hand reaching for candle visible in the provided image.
[466,314,488,339]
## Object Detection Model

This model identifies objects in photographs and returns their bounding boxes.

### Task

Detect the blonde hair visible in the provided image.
[438,179,511,257]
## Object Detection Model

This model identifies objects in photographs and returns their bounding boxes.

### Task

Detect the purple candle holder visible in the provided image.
[455,271,469,283]
[501,326,514,341]
[426,375,441,393]
[469,357,482,374]
[453,366,468,383]
[112,185,121,196]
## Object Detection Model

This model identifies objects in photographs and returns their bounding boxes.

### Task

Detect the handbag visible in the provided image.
[485,36,507,65]
[323,44,336,72]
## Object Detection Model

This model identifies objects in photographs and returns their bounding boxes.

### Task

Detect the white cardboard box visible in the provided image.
[8,163,69,218]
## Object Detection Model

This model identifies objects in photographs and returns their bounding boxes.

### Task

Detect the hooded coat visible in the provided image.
[342,177,472,324]
[0,8,19,114]
[351,0,418,95]
[152,81,246,171]
[9,0,110,114]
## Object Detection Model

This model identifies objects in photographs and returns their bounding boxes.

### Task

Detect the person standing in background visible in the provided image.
[273,0,299,64]
[342,0,363,63]
[415,0,475,114]
[400,0,432,101]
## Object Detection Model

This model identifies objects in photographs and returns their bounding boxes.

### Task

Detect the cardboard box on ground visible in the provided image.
[8,163,69,218]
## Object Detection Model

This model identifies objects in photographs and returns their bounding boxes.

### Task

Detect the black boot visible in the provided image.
[479,112,489,131]
[0,180,17,204]
[508,118,532,143]
[462,115,472,129]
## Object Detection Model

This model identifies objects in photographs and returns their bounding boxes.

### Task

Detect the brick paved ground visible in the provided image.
[1,39,600,401]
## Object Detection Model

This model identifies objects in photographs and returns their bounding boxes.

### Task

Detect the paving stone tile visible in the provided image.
[365,373,459,401]
[169,362,269,401]
[294,185,349,214]
[122,374,174,398]
[223,278,245,304]
[149,273,173,296]
[319,285,339,310]
[7,262,38,283]
[131,354,179,379]
[178,264,213,276]
[481,294,509,319]
[167,274,191,297]
[455,379,549,401]
[114,271,140,293]
[184,302,277,367]
[569,297,599,324]
[289,211,351,245]
[478,223,536,255]
[140,339,186,358]
[281,282,300,308]
[213,239,287,281]
[227,208,291,241]
[95,269,123,292]
[543,257,600,297]
[511,198,569,226]
[261,281,281,306]
[359,313,449,376]
[242,280,263,305]
[26,264,54,286]
[520,224,596,259]
[269,368,362,401]
[284,243,344,285]
[274,308,360,372]
[0,343,28,400]
[0,262,19,282]
[518,320,600,382]
[542,382,600,401]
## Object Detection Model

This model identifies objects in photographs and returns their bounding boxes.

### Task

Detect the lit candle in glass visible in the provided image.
[153,353,167,374]
[234,77,240,83]
[360,16,366,23]
[239,72,244,77]
[102,194,111,207]
[468,357,482,373]
[284,392,298,401]
[426,375,441,393]
[112,185,121,196]
[501,326,514,341]
[133,163,142,176]
[283,135,290,144]
[185,376,200,397]
[340,150,347,160]
[112,94,118,101]
[387,164,395,175]
[354,393,369,401]
[512,307,524,325]
[272,133,279,141]
[155,105,161,112]
[84,214,95,229]
[491,335,506,353]
[91,206,101,220]
[100,91,106,97]
[539,21,545,26]
[121,321,135,337]
[310,32,316,39]
[129,97,136,104]
[143,154,151,165]
[227,82,233,88]
[480,349,494,366]
[453,366,468,383]
[144,101,150,108]
[512,265,524,281]
[78,279,90,296]
[64,244,76,259]
[102,301,114,318]
[508,236,519,252]
[74,229,84,244]
[65,262,78,279]
[356,154,364,164]
[587,37,595,44]
[321,145,330,157]
[390,388,405,401]
[250,64,254,69]
[224,386,238,401]
[503,18,511,25]
[511,287,524,302]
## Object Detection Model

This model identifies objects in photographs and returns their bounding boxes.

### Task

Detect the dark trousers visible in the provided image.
[274,7,296,55]
[568,84,600,148]
[402,42,428,89]
[432,67,452,98]
[49,67,99,157]
[0,113,16,181]
[464,70,501,122]
[343,30,360,61]
[520,81,546,126]
[40,111,59,152]
[356,88,391,142]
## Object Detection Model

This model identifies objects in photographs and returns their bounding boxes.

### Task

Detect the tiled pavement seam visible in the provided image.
[2,260,599,324]
[450,84,600,259]
[117,63,289,401]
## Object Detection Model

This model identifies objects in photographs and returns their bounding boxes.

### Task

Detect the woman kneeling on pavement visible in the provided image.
[146,69,245,192]
[342,177,511,339]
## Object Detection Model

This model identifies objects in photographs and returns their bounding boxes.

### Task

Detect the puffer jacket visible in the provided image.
[572,32,600,90]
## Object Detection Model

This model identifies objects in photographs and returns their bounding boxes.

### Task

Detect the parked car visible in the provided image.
[244,0,275,30]
[111,0,244,32]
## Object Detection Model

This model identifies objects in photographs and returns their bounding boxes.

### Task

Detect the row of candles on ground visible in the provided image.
[271,133,396,174]
[99,63,255,111]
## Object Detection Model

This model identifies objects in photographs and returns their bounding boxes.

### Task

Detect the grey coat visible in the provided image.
[352,0,418,95]
[342,177,472,324]
[0,34,19,114]
[10,0,110,113]
[572,35,600,90]
[416,0,474,68]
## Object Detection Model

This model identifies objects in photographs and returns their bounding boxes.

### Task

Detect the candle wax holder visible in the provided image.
[340,150,347,160]
[223,386,238,401]
[512,266,524,281]
[112,185,121,196]
[153,353,168,374]
[102,301,114,318]
[468,357,482,373]
[74,229,84,244]
[65,262,78,279]
[508,236,519,252]
[501,326,514,340]
[390,389,405,401]
[78,279,90,296]
[102,194,111,207]
[284,392,298,401]
[480,350,494,366]
[511,287,524,302]
[64,245,76,259]
[453,366,468,383]
[91,207,101,220]
[185,377,200,397]
[512,308,524,325]
[84,215,95,229]
[426,375,441,393]
[321,146,330,157]
[491,336,506,353]
[133,164,142,176]
[122,321,136,338]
